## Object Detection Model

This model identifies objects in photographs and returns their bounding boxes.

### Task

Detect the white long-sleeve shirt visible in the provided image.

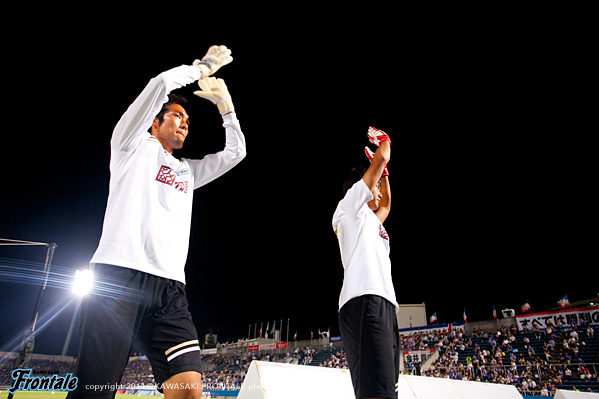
[90,65,246,284]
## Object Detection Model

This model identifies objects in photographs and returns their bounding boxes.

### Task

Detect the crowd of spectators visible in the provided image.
[193,346,322,391]
[544,321,598,394]
[318,348,348,369]
[1,320,596,395]
[418,325,550,395]
[119,356,155,387]
[400,321,598,396]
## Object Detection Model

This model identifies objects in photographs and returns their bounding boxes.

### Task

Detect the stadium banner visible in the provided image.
[248,343,287,351]
[404,349,435,364]
[398,322,465,337]
[516,306,599,331]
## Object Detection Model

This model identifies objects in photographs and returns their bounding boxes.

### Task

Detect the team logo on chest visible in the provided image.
[156,165,188,193]
[156,165,176,186]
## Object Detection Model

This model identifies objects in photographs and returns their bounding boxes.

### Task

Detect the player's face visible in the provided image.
[367,181,383,211]
[152,104,190,154]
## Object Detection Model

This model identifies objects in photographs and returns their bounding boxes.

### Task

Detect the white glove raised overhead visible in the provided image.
[194,77,234,115]
[193,45,233,77]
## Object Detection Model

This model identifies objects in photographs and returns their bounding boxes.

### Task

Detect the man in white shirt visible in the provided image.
[68,46,246,399]
[332,127,399,399]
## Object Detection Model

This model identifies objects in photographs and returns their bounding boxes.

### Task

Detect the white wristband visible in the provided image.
[216,97,231,104]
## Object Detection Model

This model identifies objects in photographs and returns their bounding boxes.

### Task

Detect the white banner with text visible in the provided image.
[516,306,599,331]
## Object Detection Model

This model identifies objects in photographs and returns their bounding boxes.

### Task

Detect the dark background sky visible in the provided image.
[0,12,595,356]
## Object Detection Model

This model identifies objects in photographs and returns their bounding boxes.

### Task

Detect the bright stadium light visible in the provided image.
[72,269,93,296]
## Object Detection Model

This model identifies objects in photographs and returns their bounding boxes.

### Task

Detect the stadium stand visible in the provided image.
[1,321,596,396]
[405,323,599,396]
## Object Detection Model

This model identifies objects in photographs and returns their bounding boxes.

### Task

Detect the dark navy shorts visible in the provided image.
[67,264,202,398]
[339,295,400,399]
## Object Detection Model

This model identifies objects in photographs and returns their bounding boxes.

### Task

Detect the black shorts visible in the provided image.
[339,295,400,399]
[67,264,202,398]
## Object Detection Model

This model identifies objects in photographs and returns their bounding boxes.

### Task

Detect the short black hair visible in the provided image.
[343,166,368,195]
[155,94,188,125]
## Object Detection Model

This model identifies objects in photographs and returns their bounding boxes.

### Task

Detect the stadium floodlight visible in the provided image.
[72,269,94,296]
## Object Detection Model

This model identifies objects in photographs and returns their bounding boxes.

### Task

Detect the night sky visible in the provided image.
[0,15,595,356]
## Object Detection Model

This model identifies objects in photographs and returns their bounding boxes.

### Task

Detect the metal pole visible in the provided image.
[9,242,57,399]
[30,243,57,333]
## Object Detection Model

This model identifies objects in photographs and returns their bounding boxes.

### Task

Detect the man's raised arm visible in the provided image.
[111,45,232,153]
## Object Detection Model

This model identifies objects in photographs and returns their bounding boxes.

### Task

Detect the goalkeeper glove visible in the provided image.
[367,126,391,146]
[194,77,234,115]
[193,45,233,77]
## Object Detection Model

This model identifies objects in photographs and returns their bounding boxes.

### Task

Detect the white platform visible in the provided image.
[237,360,523,399]
[555,389,599,399]
[237,360,355,398]
[397,373,523,398]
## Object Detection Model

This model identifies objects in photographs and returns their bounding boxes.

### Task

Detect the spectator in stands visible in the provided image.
[579,364,592,381]
[521,378,530,394]
[546,322,554,336]
[528,344,536,357]
[534,325,543,340]
[528,378,537,391]
[565,367,573,377]
[540,384,549,396]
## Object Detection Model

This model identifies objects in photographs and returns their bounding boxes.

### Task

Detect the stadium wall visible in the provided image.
[464,316,517,334]
[397,302,427,329]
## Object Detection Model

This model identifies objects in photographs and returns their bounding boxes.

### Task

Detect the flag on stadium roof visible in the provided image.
[429,312,437,324]
[558,295,570,308]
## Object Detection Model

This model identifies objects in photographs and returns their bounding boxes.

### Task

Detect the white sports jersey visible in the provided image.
[90,65,246,284]
[332,179,398,312]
